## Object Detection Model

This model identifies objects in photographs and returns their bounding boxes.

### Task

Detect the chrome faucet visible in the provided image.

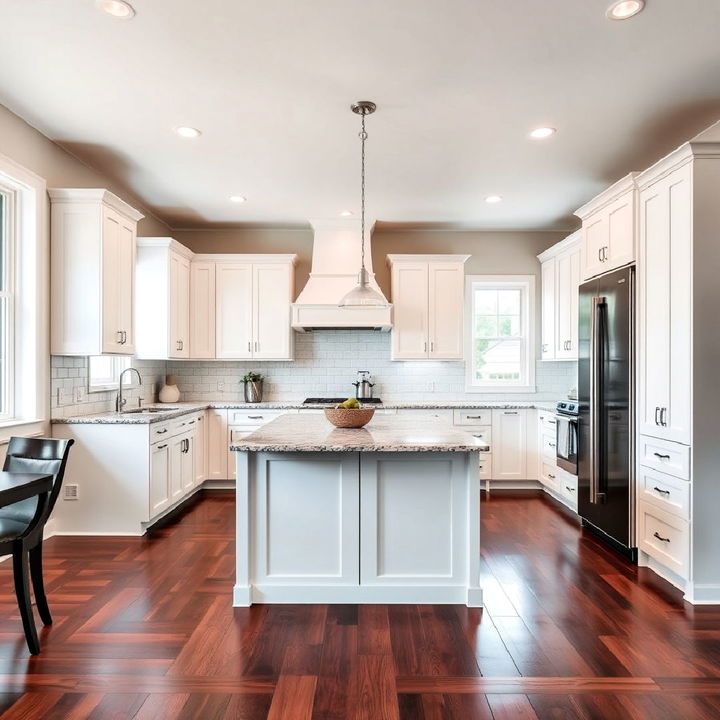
[116,367,142,413]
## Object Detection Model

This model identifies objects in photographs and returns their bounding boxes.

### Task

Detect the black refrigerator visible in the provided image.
[577,265,636,560]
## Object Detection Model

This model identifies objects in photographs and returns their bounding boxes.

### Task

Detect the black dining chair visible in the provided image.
[0,437,74,654]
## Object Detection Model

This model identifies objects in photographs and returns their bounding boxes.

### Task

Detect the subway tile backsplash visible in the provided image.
[51,331,577,418]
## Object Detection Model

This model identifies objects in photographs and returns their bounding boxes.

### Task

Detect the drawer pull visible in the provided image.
[653,531,671,543]
[248,416,264,420]
[504,411,518,415]
[565,485,575,493]
[653,486,671,496]
[188,420,195,425]
[653,452,671,460]
[548,473,556,479]
[466,415,485,419]
[548,420,556,425]
[548,442,556,448]
[156,429,168,434]
[157,444,167,450]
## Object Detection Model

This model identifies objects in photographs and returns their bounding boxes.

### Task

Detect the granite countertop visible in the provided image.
[230,415,491,453]
[51,400,559,424]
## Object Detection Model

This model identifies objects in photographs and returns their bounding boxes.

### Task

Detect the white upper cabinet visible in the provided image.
[575,174,638,281]
[637,162,692,445]
[49,188,143,356]
[537,231,581,362]
[212,255,296,361]
[134,238,193,360]
[190,261,216,359]
[387,255,469,361]
[215,262,253,359]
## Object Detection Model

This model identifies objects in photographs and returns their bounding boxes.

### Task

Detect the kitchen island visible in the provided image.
[231,414,486,607]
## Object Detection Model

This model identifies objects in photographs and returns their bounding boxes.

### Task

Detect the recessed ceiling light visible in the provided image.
[339,210,354,216]
[175,126,201,138]
[485,195,503,204]
[606,0,645,20]
[97,0,135,19]
[529,127,556,139]
[229,195,246,203]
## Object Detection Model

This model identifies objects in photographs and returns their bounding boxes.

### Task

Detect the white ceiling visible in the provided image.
[1,0,720,230]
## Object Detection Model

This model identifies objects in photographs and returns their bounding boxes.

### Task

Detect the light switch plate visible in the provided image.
[57,388,69,406]
[73,386,85,404]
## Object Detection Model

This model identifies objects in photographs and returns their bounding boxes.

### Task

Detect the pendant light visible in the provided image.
[339,101,389,308]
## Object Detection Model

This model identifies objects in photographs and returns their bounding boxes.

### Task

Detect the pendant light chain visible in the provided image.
[359,111,367,271]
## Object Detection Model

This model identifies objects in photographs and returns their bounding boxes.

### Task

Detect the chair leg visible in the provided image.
[12,544,40,655]
[29,541,52,626]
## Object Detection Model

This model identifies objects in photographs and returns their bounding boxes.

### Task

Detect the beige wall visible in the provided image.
[174,226,567,296]
[0,104,169,236]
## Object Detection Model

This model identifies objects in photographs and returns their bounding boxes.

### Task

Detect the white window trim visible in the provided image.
[0,185,16,421]
[88,355,132,393]
[0,153,48,441]
[464,274,536,394]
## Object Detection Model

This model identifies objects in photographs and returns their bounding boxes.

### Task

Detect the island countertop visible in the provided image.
[229,414,490,453]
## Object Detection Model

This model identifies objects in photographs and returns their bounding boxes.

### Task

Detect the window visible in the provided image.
[88,355,131,392]
[466,275,535,392]
[0,188,14,419]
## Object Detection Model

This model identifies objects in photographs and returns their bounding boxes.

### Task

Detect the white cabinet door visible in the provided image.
[582,213,606,281]
[391,263,429,359]
[540,257,556,360]
[169,252,190,358]
[555,246,580,359]
[169,435,185,501]
[638,165,692,444]
[190,261,216,359]
[116,215,136,354]
[101,208,123,353]
[215,263,253,359]
[253,263,292,360]
[149,440,171,517]
[491,409,527,480]
[207,409,228,480]
[194,413,207,486]
[252,452,360,588]
[428,262,464,359]
[606,192,635,271]
[182,433,195,492]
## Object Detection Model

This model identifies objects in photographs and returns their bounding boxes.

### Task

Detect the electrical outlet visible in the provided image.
[73,386,85,404]
[57,387,69,406]
[217,380,225,391]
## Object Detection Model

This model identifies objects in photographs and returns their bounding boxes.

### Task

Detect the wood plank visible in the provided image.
[266,675,316,720]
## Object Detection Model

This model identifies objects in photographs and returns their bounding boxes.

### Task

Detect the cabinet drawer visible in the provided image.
[638,435,690,480]
[230,427,256,443]
[559,472,578,504]
[541,432,557,460]
[464,426,491,450]
[228,410,285,425]
[398,409,454,422]
[478,454,492,480]
[637,466,689,521]
[454,409,492,426]
[637,501,689,579]
[169,414,200,437]
[540,461,560,492]
[537,411,557,433]
[150,421,172,442]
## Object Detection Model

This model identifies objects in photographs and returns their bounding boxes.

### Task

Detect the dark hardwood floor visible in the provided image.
[0,491,718,719]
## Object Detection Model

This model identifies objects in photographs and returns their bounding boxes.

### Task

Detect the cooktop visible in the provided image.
[303,397,383,405]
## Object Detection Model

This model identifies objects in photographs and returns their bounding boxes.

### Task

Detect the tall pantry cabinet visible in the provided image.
[635,139,720,604]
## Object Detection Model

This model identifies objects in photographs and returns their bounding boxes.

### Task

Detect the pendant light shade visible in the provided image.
[339,101,388,309]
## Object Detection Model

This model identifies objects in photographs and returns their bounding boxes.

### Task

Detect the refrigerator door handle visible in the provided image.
[589,295,607,505]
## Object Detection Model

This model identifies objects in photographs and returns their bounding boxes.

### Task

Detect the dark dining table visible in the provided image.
[0,471,54,653]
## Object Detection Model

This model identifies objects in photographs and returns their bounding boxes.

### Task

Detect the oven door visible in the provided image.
[555,414,578,475]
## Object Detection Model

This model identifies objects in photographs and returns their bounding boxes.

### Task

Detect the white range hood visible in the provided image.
[291,219,392,331]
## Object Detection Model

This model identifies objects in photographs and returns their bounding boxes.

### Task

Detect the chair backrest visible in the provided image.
[3,437,75,519]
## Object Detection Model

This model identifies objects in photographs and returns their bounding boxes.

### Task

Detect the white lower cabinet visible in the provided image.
[637,501,689,579]
[208,409,229,480]
[491,409,527,481]
[149,440,171,517]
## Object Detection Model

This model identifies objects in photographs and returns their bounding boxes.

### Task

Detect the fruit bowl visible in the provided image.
[324,407,375,428]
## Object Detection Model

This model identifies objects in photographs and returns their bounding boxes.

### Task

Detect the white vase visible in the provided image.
[159,374,180,403]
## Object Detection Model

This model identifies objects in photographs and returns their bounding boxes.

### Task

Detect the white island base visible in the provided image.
[232,416,484,607]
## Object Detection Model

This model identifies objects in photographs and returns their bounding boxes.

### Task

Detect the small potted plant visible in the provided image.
[241,372,265,403]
